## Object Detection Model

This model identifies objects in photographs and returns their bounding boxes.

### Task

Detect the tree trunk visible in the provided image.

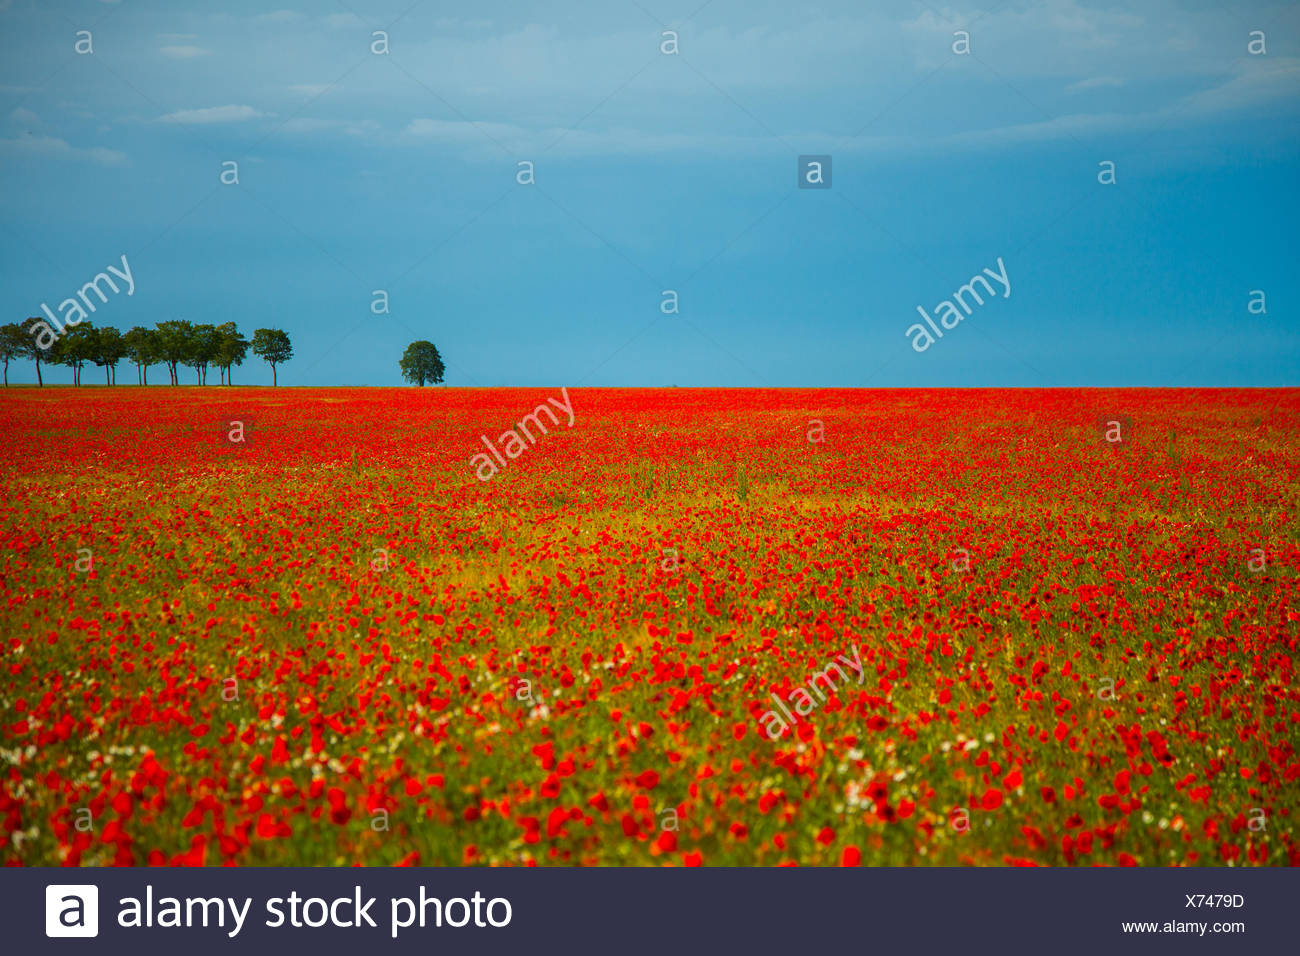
[105,366,111,386]
[35,356,42,387]
[272,364,277,387]
[3,359,7,387]
[228,365,233,386]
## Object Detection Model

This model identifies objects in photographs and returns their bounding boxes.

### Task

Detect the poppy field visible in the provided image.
[1,386,1297,867]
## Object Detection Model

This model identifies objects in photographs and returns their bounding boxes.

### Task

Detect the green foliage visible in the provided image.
[252,328,293,364]
[123,326,157,364]
[0,323,26,385]
[154,320,194,384]
[50,323,99,385]
[93,326,126,365]
[8,317,282,386]
[399,340,445,387]
[214,322,249,382]
[17,317,54,385]
[252,328,293,386]
[92,326,127,384]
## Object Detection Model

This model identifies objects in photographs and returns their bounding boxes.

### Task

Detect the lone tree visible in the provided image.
[399,340,445,386]
[252,328,293,386]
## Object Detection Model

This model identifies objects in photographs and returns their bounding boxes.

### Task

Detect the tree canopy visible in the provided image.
[3,317,292,387]
[251,328,293,387]
[399,341,445,387]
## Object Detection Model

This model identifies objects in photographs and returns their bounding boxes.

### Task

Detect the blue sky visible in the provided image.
[1,0,1297,387]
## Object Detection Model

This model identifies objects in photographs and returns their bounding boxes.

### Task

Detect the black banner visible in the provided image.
[16,867,1295,954]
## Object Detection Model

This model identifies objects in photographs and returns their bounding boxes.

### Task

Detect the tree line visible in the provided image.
[0,319,293,387]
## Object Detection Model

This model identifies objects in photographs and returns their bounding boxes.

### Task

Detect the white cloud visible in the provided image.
[9,106,39,127]
[401,115,836,158]
[399,54,1294,159]
[0,133,126,165]
[158,33,198,41]
[404,117,526,143]
[325,13,361,28]
[433,18,494,30]
[897,0,1232,79]
[161,45,210,59]
[159,104,266,124]
[1180,58,1300,115]
[930,59,1300,151]
[281,116,378,136]
[1066,76,1127,93]
[125,2,1293,164]
[938,110,1140,149]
